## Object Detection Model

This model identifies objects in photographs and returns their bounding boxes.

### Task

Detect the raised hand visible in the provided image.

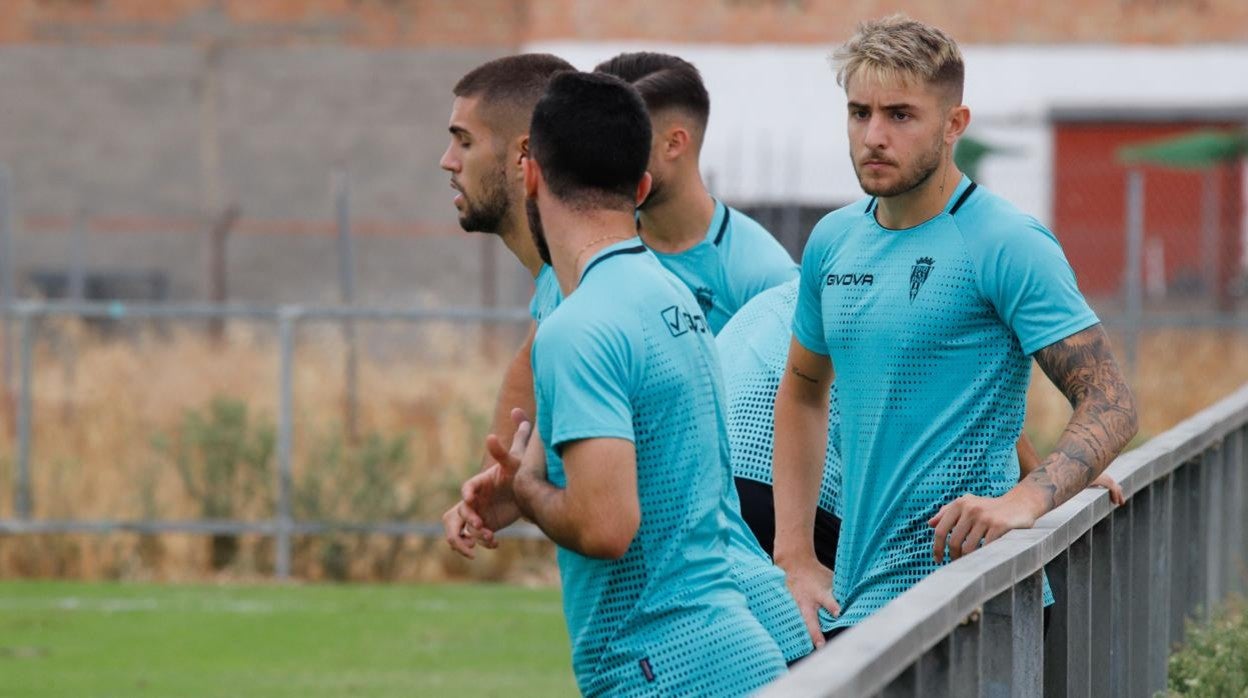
[442,408,533,558]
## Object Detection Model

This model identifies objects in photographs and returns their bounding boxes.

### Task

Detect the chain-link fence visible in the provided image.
[1,120,1246,581]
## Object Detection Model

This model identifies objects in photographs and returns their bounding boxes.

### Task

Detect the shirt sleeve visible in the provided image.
[532,313,640,452]
[725,215,799,309]
[970,217,1100,356]
[791,223,830,356]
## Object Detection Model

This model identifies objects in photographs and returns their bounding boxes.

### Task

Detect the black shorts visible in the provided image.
[734,477,840,571]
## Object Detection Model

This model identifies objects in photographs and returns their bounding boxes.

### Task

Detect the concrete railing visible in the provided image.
[764,382,1248,697]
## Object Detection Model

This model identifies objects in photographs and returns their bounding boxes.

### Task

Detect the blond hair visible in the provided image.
[832,15,964,104]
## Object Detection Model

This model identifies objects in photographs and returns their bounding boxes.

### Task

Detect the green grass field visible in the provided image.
[0,580,576,698]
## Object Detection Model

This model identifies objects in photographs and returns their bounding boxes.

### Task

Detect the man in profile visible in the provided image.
[474,71,790,695]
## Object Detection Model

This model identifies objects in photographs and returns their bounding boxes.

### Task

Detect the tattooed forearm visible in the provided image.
[789,364,819,384]
[1025,324,1139,511]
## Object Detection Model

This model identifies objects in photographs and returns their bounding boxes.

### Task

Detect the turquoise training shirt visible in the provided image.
[530,260,811,663]
[717,279,842,518]
[531,201,796,333]
[528,263,561,324]
[649,199,798,334]
[531,238,791,696]
[792,178,1095,629]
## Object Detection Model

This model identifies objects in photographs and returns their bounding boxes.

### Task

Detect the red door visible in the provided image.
[1052,122,1243,302]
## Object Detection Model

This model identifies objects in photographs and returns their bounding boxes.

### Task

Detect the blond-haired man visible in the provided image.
[772,15,1138,644]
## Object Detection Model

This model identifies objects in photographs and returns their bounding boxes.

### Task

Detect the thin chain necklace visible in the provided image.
[573,234,633,271]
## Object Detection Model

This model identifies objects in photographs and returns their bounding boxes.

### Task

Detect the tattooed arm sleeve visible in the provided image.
[1023,324,1139,512]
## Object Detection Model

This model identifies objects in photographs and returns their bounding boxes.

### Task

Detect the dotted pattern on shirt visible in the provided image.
[796,187,1062,629]
[546,254,787,696]
[717,280,842,516]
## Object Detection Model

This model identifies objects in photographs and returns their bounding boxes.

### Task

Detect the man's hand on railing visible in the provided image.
[1091,472,1125,506]
[776,553,840,648]
[928,487,1045,563]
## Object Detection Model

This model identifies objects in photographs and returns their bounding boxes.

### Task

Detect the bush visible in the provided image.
[153,397,275,569]
[297,430,416,580]
[1168,597,1248,697]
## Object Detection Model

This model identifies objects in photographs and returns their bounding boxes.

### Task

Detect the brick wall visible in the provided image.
[2,0,1244,46]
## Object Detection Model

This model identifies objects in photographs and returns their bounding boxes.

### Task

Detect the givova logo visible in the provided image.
[826,272,874,286]
[661,305,709,337]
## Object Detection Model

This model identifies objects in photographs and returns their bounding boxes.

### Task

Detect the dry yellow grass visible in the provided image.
[0,322,1244,583]
[1023,328,1248,449]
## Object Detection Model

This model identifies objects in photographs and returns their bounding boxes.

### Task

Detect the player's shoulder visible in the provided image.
[540,251,654,340]
[716,279,797,352]
[950,183,1058,246]
[811,196,875,237]
[729,278,798,326]
[723,205,774,243]
[803,196,876,260]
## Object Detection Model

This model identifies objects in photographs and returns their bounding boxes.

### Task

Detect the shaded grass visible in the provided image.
[0,580,576,698]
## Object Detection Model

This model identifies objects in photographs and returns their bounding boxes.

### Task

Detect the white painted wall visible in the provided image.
[526,41,1248,234]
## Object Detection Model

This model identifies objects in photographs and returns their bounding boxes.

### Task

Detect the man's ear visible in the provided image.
[635,172,652,207]
[946,104,971,145]
[513,135,530,175]
[661,125,691,161]
[523,155,540,199]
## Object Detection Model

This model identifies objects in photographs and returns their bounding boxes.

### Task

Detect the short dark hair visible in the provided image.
[453,53,574,136]
[529,72,651,209]
[594,52,710,132]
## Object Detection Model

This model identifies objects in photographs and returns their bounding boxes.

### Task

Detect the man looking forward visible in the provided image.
[772,15,1138,643]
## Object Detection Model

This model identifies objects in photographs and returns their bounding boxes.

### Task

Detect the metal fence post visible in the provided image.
[1149,473,1174,694]
[333,171,359,441]
[275,306,299,580]
[1204,445,1225,616]
[1013,571,1044,696]
[1110,497,1133,698]
[1191,451,1210,623]
[0,164,15,437]
[982,586,1015,698]
[1219,433,1241,598]
[1043,549,1070,698]
[1124,168,1144,381]
[1129,484,1154,698]
[1238,427,1248,597]
[14,306,33,519]
[1170,461,1193,648]
[950,612,981,697]
[1090,518,1113,698]
[915,636,952,697]
[1069,532,1093,697]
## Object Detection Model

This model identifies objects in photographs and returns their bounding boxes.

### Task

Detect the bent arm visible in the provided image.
[479,322,538,470]
[1016,324,1139,515]
[772,336,835,565]
[514,436,640,560]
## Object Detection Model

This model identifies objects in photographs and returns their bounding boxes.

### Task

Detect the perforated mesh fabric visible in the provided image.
[717,279,841,517]
[793,179,1082,628]
[532,240,788,695]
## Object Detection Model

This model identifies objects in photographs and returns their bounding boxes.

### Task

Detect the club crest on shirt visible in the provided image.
[661,305,709,337]
[694,286,715,315]
[910,257,935,302]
